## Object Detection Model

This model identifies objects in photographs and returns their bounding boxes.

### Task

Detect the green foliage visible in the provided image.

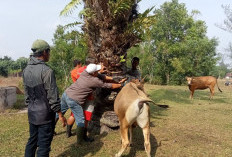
[0,56,28,77]
[0,56,13,77]
[125,7,156,40]
[209,54,231,78]
[119,55,126,62]
[10,57,28,72]
[60,0,81,16]
[59,0,220,85]
[128,0,218,85]
[109,0,133,17]
[49,25,87,93]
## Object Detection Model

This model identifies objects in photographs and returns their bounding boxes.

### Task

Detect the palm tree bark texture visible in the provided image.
[81,0,146,134]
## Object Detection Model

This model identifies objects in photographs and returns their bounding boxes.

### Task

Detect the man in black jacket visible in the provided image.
[23,39,66,157]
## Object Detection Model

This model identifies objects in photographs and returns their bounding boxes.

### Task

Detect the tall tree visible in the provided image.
[61,0,155,77]
[60,0,156,132]
[49,25,87,92]
[148,0,218,84]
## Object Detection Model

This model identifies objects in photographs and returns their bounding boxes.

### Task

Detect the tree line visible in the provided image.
[0,56,28,77]
[1,0,231,91]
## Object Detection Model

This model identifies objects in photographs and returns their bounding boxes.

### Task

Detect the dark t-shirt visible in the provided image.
[65,70,112,105]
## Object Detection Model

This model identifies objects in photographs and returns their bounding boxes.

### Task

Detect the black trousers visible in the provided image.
[24,122,55,157]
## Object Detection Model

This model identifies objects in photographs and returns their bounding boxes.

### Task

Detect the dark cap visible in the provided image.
[31,39,50,54]
[132,57,140,62]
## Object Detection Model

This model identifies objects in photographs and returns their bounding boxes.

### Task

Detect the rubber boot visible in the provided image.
[53,117,59,135]
[66,124,73,138]
[76,126,85,145]
[83,128,94,142]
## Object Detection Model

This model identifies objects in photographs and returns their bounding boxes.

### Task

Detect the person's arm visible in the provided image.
[57,111,66,127]
[105,75,114,81]
[43,69,66,127]
[101,74,127,83]
[111,83,122,89]
[111,77,128,89]
[22,72,29,106]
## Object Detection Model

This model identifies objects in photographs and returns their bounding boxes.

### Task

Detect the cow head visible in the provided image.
[186,77,193,85]
[130,78,145,92]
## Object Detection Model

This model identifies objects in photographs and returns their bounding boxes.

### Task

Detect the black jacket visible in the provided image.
[23,57,60,125]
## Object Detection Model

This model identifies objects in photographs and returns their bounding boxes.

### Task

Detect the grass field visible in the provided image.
[0,79,232,157]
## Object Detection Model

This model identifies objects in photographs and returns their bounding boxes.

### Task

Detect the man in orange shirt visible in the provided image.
[71,60,82,82]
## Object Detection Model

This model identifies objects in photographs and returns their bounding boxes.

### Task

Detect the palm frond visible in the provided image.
[64,21,83,29]
[109,0,133,17]
[60,0,81,16]
[78,8,95,19]
[126,6,156,38]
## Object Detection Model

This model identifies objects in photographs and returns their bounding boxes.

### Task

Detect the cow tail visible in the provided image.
[216,79,222,92]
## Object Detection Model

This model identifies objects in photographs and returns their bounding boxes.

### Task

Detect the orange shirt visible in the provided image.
[76,66,87,80]
[71,66,87,82]
[71,67,79,82]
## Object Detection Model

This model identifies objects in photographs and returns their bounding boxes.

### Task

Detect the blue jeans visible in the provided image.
[57,92,85,127]
[25,122,54,157]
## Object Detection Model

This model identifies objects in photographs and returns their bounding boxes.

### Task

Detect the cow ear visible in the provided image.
[130,79,136,83]
[141,75,147,83]
[141,78,145,84]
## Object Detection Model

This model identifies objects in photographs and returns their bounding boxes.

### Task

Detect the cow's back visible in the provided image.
[190,76,217,90]
[114,82,147,117]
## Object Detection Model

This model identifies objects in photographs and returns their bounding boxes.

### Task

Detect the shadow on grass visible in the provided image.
[123,127,158,157]
[149,104,168,119]
[149,88,192,105]
[57,132,108,157]
[191,90,230,104]
[54,131,66,136]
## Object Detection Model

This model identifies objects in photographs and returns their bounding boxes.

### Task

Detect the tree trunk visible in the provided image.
[82,0,141,134]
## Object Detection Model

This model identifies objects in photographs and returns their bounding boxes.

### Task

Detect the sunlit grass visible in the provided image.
[1,79,232,157]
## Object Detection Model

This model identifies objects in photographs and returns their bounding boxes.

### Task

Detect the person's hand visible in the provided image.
[59,116,67,127]
[99,63,106,74]
[119,77,128,84]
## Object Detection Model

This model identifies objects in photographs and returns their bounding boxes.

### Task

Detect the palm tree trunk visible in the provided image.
[82,0,141,134]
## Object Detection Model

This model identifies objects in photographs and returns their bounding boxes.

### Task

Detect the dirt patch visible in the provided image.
[0,77,22,87]
[0,77,24,94]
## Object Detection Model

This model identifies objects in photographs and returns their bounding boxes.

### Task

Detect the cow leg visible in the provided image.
[190,90,194,99]
[142,124,151,157]
[137,104,151,157]
[209,87,215,99]
[115,119,130,157]
[129,126,133,146]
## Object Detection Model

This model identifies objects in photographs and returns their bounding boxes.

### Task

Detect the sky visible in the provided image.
[0,0,231,62]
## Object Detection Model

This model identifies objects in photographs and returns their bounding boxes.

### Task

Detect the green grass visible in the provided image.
[1,80,232,157]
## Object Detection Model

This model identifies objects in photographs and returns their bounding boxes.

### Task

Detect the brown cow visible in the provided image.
[186,76,222,99]
[114,80,154,157]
